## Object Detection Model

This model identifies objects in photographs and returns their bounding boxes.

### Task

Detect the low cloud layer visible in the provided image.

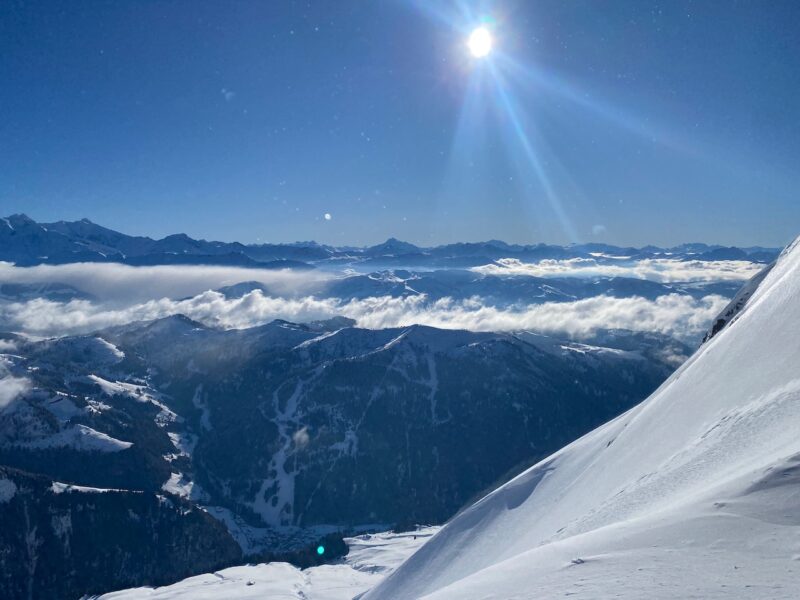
[0,262,325,303]
[0,260,744,342]
[0,290,728,342]
[472,257,764,283]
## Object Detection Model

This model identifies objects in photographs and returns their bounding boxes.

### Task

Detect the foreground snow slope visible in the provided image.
[367,237,800,599]
[100,527,437,599]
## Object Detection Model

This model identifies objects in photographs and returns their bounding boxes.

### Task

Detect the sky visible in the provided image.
[1,0,798,248]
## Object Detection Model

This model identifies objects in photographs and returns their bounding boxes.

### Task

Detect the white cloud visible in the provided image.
[0,375,30,411]
[0,293,341,336]
[0,261,744,342]
[472,257,763,283]
[0,340,17,352]
[342,293,728,341]
[0,262,325,303]
[0,290,728,342]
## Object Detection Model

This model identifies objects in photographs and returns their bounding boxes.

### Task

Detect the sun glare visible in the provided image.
[468,27,492,58]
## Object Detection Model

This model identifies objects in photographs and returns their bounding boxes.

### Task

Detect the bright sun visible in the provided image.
[468,27,493,58]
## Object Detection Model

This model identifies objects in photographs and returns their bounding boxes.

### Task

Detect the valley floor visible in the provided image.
[99,526,438,599]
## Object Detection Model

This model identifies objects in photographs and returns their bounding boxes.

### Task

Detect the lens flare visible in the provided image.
[468,27,492,58]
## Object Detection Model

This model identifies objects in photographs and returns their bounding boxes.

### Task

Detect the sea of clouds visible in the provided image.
[0,290,728,342]
[471,257,764,282]
[0,258,760,342]
[0,261,324,303]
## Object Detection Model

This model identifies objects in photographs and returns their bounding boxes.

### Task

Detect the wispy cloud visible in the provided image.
[342,293,728,341]
[0,370,30,411]
[0,262,325,303]
[472,257,763,283]
[0,261,740,342]
[0,290,728,342]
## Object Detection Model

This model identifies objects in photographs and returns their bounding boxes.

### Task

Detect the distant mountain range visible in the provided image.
[0,215,784,597]
[0,214,780,268]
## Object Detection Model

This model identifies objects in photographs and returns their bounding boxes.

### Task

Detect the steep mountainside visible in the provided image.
[0,466,240,600]
[0,319,684,596]
[367,237,800,599]
[99,320,682,531]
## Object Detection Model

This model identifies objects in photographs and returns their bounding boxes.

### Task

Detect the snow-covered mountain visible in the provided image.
[365,237,800,599]
[0,318,683,597]
[0,213,779,269]
[1,213,789,598]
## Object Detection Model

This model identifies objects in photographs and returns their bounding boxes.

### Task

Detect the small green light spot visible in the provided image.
[316,545,325,555]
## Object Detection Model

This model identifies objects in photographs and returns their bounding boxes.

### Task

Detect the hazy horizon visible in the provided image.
[1,211,790,250]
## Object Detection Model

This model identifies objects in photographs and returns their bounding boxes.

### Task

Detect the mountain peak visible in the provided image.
[6,213,36,226]
[366,238,421,256]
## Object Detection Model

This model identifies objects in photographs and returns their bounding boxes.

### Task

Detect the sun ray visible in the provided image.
[487,62,579,242]
[495,54,700,157]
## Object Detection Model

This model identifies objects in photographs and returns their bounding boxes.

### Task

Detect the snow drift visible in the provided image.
[367,236,800,599]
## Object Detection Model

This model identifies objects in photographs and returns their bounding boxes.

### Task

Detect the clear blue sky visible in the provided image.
[1,0,798,247]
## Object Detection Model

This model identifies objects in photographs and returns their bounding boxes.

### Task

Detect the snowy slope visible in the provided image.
[99,527,438,600]
[367,237,800,599]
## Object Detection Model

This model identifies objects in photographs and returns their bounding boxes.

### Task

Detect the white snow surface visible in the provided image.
[23,423,132,452]
[88,374,177,424]
[99,527,438,599]
[51,481,137,494]
[366,237,800,599]
[161,472,206,501]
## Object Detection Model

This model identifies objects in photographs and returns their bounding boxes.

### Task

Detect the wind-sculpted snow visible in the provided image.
[366,236,800,599]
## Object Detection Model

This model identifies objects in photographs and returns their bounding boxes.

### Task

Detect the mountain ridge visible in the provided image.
[0,315,687,596]
[0,214,780,268]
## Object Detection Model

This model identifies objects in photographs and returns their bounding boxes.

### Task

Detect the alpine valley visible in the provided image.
[0,215,786,598]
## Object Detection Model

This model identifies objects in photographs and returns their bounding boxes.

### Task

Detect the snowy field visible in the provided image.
[98,527,438,599]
